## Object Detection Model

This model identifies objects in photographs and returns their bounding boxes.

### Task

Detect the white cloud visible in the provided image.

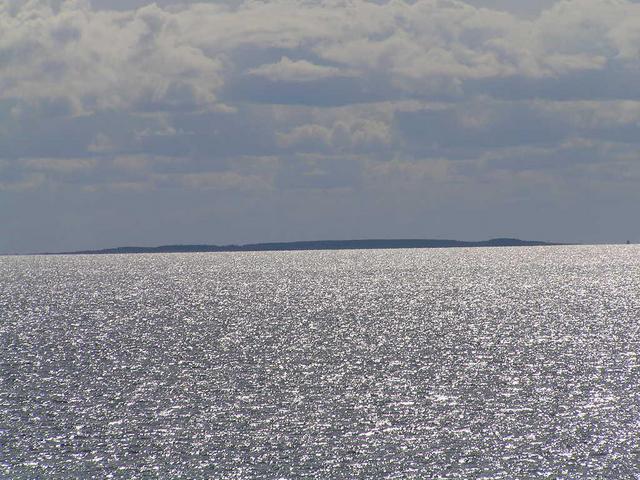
[248,57,350,82]
[0,1,224,113]
[154,171,272,191]
[3,0,640,115]
[278,118,391,149]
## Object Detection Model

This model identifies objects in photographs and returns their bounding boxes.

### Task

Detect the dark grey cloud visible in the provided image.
[396,102,571,151]
[275,155,364,190]
[468,63,640,102]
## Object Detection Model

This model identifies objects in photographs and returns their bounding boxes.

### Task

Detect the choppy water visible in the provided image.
[1,246,640,478]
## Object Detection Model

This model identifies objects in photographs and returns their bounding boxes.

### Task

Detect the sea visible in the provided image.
[1,245,639,478]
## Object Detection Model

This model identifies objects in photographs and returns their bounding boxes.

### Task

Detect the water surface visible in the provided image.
[1,246,640,478]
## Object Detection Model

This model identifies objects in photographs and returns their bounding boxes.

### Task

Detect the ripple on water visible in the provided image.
[1,245,640,478]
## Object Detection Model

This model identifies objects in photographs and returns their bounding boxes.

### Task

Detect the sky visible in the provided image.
[1,0,640,253]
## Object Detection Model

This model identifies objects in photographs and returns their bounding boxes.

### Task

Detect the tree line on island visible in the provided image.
[49,238,562,255]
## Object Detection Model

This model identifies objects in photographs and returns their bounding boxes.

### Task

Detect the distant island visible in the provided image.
[47,238,562,255]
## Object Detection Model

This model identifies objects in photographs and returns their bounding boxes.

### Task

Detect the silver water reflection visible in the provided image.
[2,246,640,478]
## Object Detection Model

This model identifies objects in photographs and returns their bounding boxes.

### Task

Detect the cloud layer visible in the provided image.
[1,0,640,251]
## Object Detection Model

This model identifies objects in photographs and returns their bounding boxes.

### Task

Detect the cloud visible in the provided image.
[0,172,46,192]
[157,171,271,191]
[248,57,351,82]
[275,154,363,190]
[20,157,97,172]
[0,1,225,114]
[3,0,640,251]
[3,0,640,116]
[277,118,392,150]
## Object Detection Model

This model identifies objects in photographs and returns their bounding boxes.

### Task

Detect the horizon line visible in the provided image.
[12,237,584,256]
